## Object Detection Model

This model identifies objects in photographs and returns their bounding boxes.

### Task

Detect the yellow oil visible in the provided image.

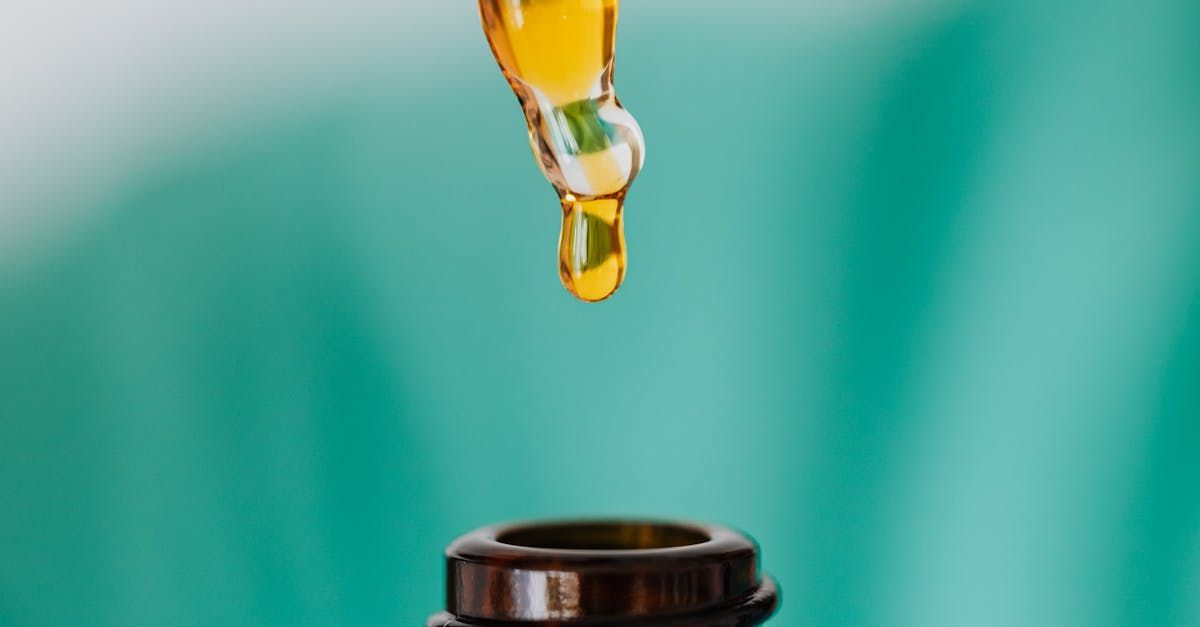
[479,0,614,106]
[479,0,644,302]
[559,194,625,302]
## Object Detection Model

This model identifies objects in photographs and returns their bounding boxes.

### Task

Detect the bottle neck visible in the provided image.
[427,520,778,626]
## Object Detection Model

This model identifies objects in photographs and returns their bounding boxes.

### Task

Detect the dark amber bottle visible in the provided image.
[426,519,778,626]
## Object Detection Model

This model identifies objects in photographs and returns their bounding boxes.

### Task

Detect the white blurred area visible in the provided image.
[0,0,954,272]
[0,1,462,271]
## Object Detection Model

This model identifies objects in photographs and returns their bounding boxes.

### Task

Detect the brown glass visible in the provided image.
[426,519,778,626]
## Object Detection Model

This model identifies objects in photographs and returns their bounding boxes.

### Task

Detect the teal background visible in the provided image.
[2,1,1199,625]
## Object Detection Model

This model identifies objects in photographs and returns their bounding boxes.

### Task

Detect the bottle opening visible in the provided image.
[433,518,777,625]
[496,520,709,551]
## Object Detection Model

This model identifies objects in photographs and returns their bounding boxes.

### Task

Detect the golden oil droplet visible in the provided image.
[479,0,644,302]
[559,194,626,302]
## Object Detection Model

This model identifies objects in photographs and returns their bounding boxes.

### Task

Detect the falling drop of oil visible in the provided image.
[559,194,626,302]
[478,0,644,302]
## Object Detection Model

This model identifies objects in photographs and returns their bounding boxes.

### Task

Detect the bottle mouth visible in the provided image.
[436,519,778,625]
[495,520,709,551]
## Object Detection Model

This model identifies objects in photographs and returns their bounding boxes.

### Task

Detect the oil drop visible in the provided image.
[479,0,645,302]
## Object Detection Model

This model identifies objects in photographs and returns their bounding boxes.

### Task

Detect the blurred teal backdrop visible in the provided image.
[2,1,1199,625]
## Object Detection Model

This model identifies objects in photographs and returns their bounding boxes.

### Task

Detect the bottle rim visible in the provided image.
[437,518,778,624]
